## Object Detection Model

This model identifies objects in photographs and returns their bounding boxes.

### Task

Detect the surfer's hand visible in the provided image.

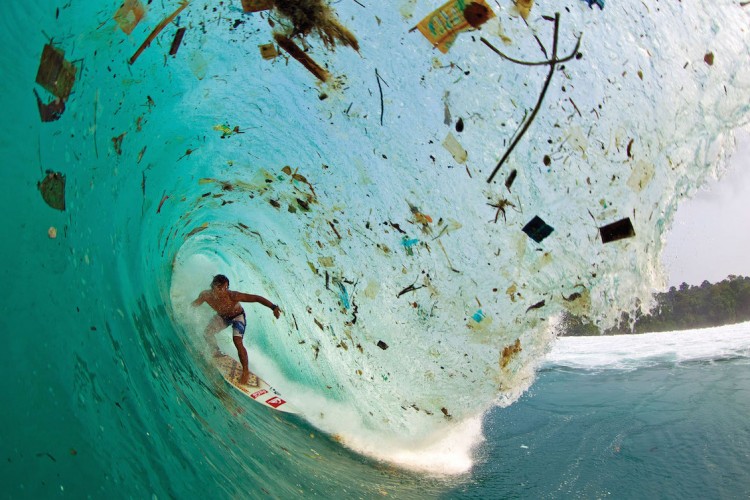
[272,305,281,319]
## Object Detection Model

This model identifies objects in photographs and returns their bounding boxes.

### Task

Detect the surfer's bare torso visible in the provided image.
[191,274,281,385]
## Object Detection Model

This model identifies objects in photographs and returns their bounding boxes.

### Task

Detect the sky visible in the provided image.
[662,129,750,287]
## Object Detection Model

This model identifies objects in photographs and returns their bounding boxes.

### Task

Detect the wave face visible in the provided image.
[2,0,750,494]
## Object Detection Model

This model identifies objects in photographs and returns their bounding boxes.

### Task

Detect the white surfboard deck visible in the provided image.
[214,355,298,414]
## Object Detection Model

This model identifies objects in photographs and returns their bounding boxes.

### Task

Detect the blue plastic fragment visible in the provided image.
[582,0,604,9]
[338,282,350,309]
[401,235,420,256]
[472,309,485,323]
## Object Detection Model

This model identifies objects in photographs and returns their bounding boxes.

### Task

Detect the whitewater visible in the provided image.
[2,0,750,497]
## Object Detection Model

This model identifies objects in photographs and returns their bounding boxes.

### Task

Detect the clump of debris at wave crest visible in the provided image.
[272,0,359,51]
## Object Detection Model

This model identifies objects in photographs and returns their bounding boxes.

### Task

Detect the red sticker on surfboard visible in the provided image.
[265,396,286,408]
[250,389,268,400]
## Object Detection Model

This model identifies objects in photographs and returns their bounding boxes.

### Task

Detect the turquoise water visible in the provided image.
[456,324,750,499]
[2,0,750,497]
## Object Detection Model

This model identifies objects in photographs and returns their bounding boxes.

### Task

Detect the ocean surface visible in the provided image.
[2,0,750,498]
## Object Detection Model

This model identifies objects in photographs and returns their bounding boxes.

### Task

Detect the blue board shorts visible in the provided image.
[206,311,247,337]
[218,311,247,337]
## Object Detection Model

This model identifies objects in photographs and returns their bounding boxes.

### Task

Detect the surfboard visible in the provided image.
[214,355,298,414]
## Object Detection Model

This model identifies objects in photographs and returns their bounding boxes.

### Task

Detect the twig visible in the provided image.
[375,68,386,126]
[519,10,548,59]
[129,1,190,65]
[568,97,582,117]
[397,283,423,298]
[480,35,581,66]
[485,13,582,184]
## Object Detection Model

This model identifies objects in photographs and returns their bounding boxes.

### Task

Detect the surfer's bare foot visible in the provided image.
[239,371,250,385]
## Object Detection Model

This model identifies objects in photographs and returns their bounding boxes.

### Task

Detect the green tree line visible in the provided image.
[561,275,750,336]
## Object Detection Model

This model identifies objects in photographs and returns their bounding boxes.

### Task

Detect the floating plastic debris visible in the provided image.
[259,43,278,60]
[401,236,420,256]
[337,282,350,310]
[581,0,605,9]
[442,132,468,164]
[416,0,495,53]
[213,123,244,138]
[472,309,485,323]
[599,218,635,243]
[522,216,554,243]
[114,0,146,34]
[514,0,533,20]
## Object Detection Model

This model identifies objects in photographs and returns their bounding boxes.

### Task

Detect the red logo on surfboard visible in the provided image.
[265,396,286,408]
[250,389,268,400]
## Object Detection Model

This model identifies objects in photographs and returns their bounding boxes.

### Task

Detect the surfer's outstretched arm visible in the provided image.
[231,292,281,318]
[191,290,208,307]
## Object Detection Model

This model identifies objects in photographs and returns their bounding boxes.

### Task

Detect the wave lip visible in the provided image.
[545,321,750,371]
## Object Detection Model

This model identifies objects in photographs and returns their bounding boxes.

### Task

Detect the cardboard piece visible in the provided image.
[35,44,76,100]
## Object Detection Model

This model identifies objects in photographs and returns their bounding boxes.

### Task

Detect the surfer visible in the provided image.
[192,274,282,384]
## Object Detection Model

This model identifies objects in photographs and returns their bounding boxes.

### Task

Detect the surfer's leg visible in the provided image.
[231,314,249,384]
[204,315,228,357]
[233,336,250,384]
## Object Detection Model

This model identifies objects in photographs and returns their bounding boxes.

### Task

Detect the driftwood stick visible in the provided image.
[274,33,330,82]
[487,13,569,184]
[129,1,189,65]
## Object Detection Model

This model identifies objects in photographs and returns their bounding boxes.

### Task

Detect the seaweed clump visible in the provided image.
[272,0,359,51]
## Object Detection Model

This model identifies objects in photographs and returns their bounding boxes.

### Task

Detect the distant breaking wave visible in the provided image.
[545,322,750,371]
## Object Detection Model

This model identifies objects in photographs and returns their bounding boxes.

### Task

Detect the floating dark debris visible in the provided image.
[522,216,554,243]
[35,44,76,100]
[38,171,66,211]
[33,89,65,122]
[241,0,272,12]
[505,169,517,191]
[599,217,635,243]
[129,0,190,65]
[377,340,389,350]
[501,339,522,368]
[259,43,278,60]
[169,27,187,56]
[273,0,359,51]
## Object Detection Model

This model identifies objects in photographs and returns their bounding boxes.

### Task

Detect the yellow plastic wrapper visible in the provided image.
[416,0,495,53]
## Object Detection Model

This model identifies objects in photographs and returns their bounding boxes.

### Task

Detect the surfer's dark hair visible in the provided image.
[211,274,229,288]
